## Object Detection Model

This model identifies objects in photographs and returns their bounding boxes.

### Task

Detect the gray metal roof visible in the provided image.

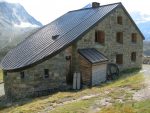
[78,48,108,64]
[1,2,144,71]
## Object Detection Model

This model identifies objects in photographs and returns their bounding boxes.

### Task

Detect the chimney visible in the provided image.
[92,2,100,8]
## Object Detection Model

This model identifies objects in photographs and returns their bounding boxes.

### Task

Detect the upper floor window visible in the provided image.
[131,52,136,62]
[44,69,49,78]
[132,33,137,43]
[117,16,123,25]
[20,71,25,79]
[95,30,105,44]
[116,32,123,44]
[116,54,123,64]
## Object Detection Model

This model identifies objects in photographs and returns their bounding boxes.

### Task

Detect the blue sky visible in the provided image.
[1,0,150,25]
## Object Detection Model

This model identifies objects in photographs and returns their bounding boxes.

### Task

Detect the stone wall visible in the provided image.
[4,48,71,99]
[77,7,143,71]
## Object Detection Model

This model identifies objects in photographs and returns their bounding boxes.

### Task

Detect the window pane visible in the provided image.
[132,33,137,43]
[20,71,25,79]
[44,69,49,78]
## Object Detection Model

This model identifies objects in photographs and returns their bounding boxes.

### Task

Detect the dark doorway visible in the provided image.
[66,56,73,84]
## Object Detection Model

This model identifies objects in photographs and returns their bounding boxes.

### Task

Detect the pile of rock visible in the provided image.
[143,56,150,64]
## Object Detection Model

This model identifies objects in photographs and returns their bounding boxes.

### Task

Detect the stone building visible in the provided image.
[1,2,144,99]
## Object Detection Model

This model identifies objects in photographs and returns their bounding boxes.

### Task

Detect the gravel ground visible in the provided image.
[133,65,150,100]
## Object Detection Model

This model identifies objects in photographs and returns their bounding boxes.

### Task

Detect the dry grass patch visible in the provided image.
[99,99,150,113]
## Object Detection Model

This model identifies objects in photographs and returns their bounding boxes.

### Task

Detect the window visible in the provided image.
[44,69,49,78]
[116,54,123,64]
[131,52,136,62]
[95,30,105,44]
[3,71,7,77]
[132,33,137,43]
[117,16,122,25]
[20,71,25,79]
[116,32,123,44]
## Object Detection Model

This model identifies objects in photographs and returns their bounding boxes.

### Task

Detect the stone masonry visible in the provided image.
[4,50,70,99]
[77,7,143,71]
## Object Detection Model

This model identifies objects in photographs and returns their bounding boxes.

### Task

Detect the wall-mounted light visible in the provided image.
[65,56,71,60]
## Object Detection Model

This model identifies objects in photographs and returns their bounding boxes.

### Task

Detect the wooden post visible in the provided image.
[76,72,81,90]
[73,72,77,89]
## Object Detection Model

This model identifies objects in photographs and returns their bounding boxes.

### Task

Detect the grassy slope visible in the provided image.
[1,71,149,113]
[100,99,150,113]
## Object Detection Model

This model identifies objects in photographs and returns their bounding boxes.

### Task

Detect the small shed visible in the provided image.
[78,48,108,86]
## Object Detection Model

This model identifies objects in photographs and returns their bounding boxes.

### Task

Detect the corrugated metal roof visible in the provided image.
[78,48,108,63]
[0,3,126,71]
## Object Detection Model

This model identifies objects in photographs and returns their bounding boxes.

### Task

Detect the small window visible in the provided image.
[116,54,123,64]
[116,32,123,44]
[131,52,136,62]
[117,16,122,25]
[20,71,25,79]
[44,69,49,78]
[3,71,7,76]
[132,33,137,43]
[95,30,105,44]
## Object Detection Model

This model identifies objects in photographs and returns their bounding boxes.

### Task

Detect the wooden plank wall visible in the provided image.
[79,55,92,86]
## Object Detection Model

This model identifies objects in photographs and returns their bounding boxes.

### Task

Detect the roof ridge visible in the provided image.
[69,2,122,13]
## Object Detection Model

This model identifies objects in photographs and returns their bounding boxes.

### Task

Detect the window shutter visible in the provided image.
[131,52,136,61]
[95,30,105,44]
[120,32,123,43]
[99,31,105,44]
[132,33,137,43]
[116,54,123,64]
[117,16,122,24]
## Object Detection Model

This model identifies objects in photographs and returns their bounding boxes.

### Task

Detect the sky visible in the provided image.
[1,0,150,25]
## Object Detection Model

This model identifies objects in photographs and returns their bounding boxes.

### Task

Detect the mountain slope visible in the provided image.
[0,1,42,61]
[0,1,42,27]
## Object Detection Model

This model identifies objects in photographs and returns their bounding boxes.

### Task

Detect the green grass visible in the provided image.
[100,99,150,113]
[50,98,95,113]
[0,71,146,113]
[0,69,3,81]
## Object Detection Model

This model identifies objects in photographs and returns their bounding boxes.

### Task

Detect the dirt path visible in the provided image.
[133,65,150,101]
